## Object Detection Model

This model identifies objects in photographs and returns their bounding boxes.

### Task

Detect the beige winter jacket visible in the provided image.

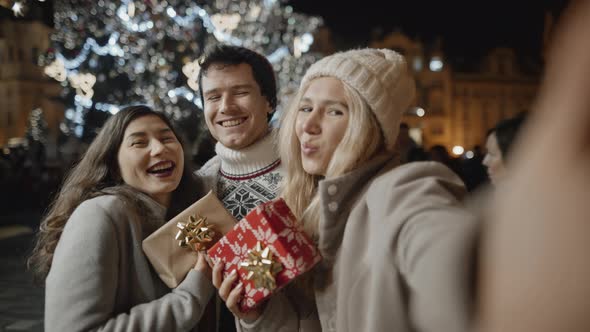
[45,192,215,332]
[238,155,478,332]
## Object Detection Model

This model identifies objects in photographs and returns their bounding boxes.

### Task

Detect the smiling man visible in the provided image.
[194,44,284,332]
[196,45,283,221]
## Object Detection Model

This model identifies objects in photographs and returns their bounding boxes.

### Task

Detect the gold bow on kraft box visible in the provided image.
[175,215,215,252]
[142,191,236,288]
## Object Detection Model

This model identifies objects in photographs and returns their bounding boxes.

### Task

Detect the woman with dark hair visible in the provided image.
[28,105,213,331]
[482,113,526,185]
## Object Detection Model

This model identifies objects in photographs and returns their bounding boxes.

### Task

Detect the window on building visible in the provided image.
[430,123,444,136]
[7,112,12,127]
[429,56,444,72]
[9,46,14,62]
[428,88,444,115]
[413,57,423,72]
[18,48,24,62]
[430,81,443,89]
[32,47,39,64]
[498,60,505,75]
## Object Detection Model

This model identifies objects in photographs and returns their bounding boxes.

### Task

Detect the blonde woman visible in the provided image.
[213,49,478,332]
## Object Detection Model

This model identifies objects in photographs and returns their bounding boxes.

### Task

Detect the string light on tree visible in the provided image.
[11,1,24,16]
[0,0,22,16]
[294,33,314,58]
[26,108,49,144]
[0,0,44,17]
[69,73,96,100]
[182,59,201,92]
[211,13,241,34]
[247,4,261,20]
[44,59,68,82]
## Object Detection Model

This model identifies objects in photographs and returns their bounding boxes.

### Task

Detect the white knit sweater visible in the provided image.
[195,131,284,220]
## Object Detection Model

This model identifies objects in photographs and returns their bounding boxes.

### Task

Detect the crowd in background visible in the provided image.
[0,126,496,221]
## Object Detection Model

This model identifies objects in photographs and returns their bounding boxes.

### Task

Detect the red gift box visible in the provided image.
[207,198,321,311]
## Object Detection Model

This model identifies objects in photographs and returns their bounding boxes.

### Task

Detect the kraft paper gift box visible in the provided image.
[143,191,236,288]
[207,198,322,311]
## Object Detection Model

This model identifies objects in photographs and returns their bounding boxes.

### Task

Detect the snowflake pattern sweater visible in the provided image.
[196,132,284,221]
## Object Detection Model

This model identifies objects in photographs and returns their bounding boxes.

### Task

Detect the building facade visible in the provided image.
[370,32,539,153]
[0,20,62,154]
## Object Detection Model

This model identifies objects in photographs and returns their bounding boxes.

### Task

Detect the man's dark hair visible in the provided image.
[197,44,277,121]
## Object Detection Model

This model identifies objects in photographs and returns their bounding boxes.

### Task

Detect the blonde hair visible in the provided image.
[279,78,384,238]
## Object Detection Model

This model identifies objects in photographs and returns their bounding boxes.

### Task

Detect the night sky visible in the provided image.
[1,0,570,63]
[289,0,570,60]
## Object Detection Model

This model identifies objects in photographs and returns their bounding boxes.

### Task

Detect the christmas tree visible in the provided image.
[24,107,48,172]
[38,0,322,145]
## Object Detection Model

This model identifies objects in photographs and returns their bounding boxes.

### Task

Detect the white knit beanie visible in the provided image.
[300,48,416,151]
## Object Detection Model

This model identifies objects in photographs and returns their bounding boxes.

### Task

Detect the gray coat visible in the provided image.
[45,193,214,332]
[195,155,221,194]
[238,155,478,332]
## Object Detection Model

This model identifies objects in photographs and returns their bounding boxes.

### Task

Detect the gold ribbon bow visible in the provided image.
[240,241,283,290]
[175,215,215,251]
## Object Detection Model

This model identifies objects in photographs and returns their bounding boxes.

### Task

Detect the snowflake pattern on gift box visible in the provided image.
[278,220,309,246]
[267,200,310,246]
[207,198,321,311]
[228,241,250,267]
[282,254,309,279]
[245,282,270,300]
[212,237,231,256]
[252,226,279,244]
[290,245,300,255]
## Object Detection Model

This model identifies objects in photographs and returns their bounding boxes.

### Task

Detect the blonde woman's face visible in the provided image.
[117,115,184,207]
[295,77,349,176]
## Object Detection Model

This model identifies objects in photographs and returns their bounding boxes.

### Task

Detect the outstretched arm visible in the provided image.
[478,1,590,331]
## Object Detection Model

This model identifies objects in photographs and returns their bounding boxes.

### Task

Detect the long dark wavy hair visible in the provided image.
[28,105,202,281]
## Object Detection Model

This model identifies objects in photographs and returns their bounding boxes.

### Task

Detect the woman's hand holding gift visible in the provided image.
[211,259,262,323]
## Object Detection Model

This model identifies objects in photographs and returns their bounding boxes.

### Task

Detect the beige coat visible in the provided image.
[238,155,478,332]
[45,193,215,332]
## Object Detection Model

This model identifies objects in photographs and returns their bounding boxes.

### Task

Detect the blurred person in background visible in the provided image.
[395,122,418,163]
[482,113,527,186]
[429,144,463,179]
